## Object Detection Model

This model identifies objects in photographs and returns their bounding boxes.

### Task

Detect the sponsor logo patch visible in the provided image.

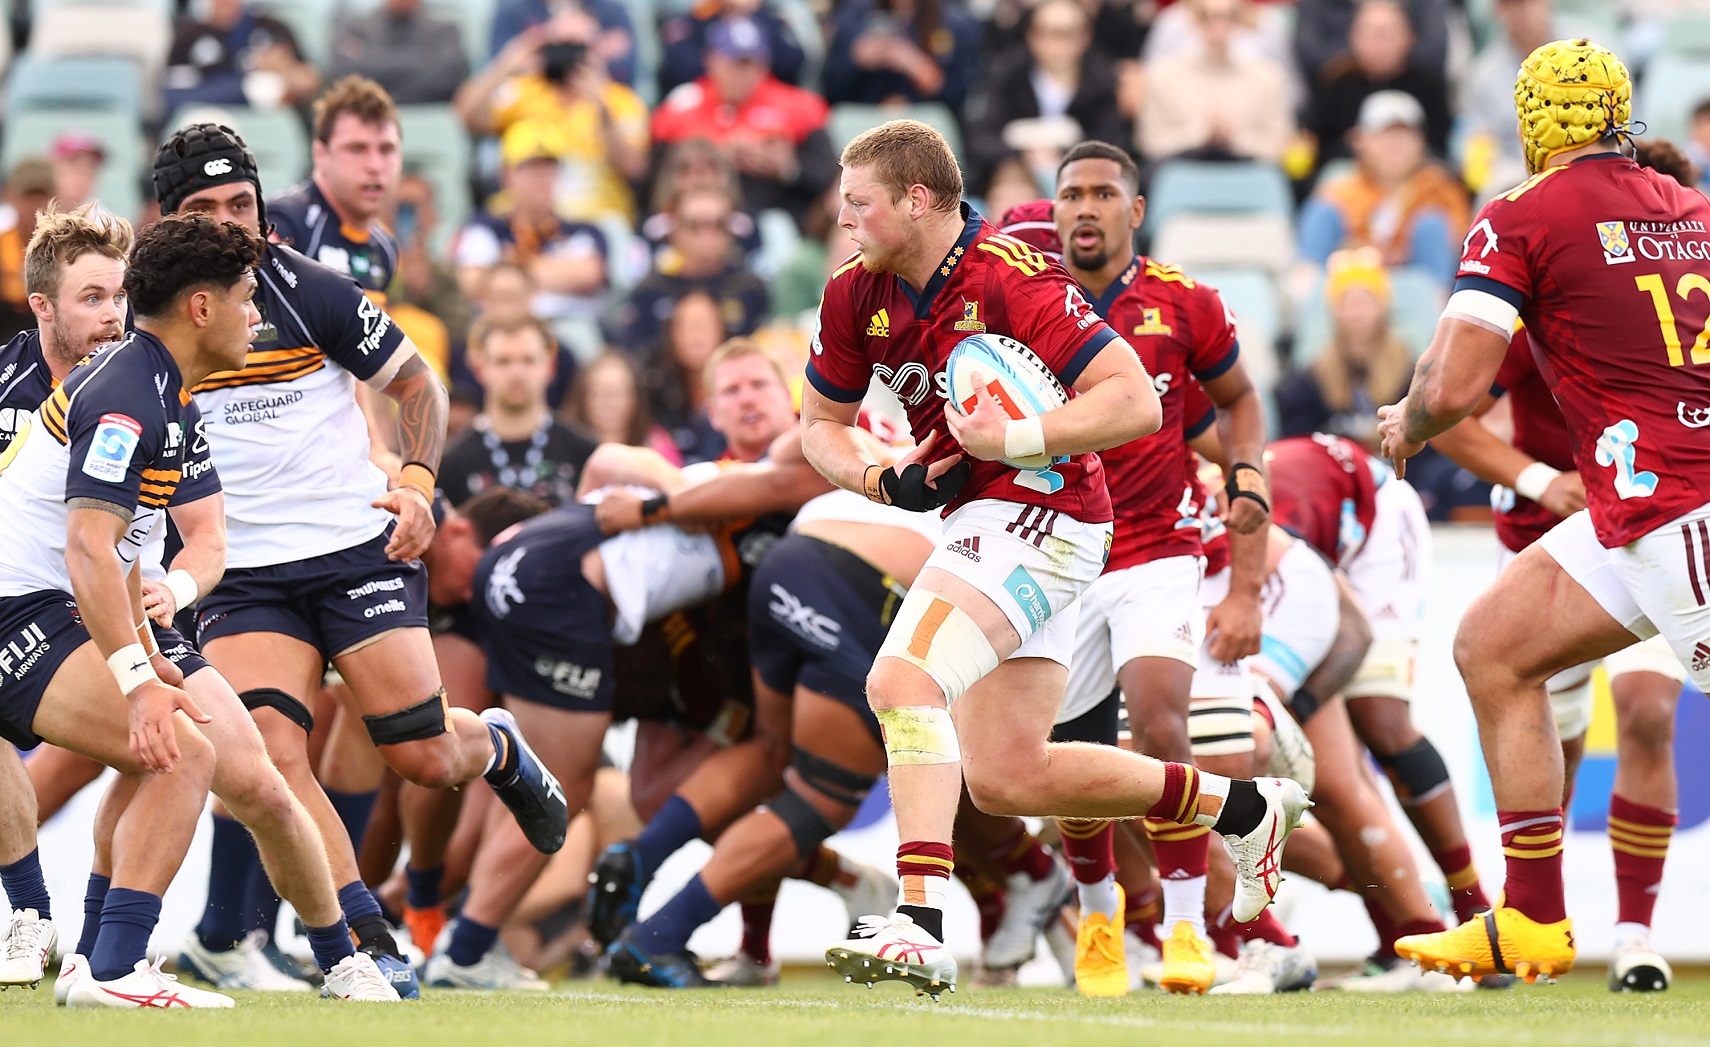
[82,413,142,483]
[953,299,986,332]
[533,657,603,699]
[866,308,891,338]
[203,158,233,176]
[1598,221,1634,265]
[1003,565,1051,632]
[947,536,981,562]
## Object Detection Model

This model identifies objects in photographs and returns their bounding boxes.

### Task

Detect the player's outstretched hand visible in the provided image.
[1376,401,1424,478]
[1206,589,1262,663]
[129,680,210,774]
[375,486,436,561]
[1539,470,1587,518]
[943,372,1012,462]
[140,578,178,627]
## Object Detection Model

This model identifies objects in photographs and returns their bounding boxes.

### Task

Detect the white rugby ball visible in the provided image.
[946,333,1068,470]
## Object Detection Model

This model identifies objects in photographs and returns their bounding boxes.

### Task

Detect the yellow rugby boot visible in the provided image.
[1074,886,1127,998]
[1158,920,1215,995]
[1395,906,1575,984]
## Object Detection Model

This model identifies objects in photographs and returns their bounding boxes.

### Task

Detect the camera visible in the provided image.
[542,41,588,82]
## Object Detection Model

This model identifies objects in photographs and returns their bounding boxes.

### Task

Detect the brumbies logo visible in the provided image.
[954,299,986,332]
[1598,221,1634,265]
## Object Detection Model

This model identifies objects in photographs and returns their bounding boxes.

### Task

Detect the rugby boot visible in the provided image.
[827,913,957,1000]
[481,708,569,854]
[1395,906,1575,984]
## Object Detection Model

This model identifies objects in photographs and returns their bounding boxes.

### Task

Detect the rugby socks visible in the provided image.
[1234,906,1299,949]
[985,819,1054,884]
[1058,819,1118,919]
[242,859,282,943]
[740,895,776,965]
[634,874,723,956]
[445,917,497,967]
[1608,793,1675,929]
[195,815,252,952]
[339,880,400,956]
[90,888,162,982]
[1125,886,1162,950]
[1152,763,1261,836]
[404,864,444,911]
[77,873,110,956]
[1362,895,1399,962]
[1430,842,1490,924]
[303,918,357,971]
[953,866,1006,942]
[482,723,517,786]
[324,788,378,855]
[896,841,953,942]
[1207,907,1242,959]
[632,795,703,883]
[1498,809,1567,924]
[0,848,51,918]
[1146,820,1211,937]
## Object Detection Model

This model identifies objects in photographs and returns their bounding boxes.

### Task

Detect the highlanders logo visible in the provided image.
[954,299,986,332]
[1132,307,1172,336]
[1598,221,1634,265]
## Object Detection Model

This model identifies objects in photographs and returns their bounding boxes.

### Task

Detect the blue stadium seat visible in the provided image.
[1196,267,1282,404]
[2,107,142,220]
[162,104,310,197]
[829,102,964,166]
[1144,160,1293,237]
[1636,55,1710,146]
[6,54,143,121]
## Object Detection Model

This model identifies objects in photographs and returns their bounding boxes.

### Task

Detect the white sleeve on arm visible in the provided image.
[1443,288,1520,337]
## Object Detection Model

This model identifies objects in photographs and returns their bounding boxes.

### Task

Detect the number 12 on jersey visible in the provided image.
[1635,272,1710,366]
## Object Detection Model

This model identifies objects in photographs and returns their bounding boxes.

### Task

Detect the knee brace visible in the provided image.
[766,785,840,860]
[1374,736,1451,805]
[874,706,960,766]
[361,687,450,746]
[875,592,999,704]
[792,746,877,807]
[1188,693,1256,758]
[239,687,314,735]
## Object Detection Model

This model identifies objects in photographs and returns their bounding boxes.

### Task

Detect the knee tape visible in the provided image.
[239,687,314,735]
[874,706,960,766]
[1549,677,1594,741]
[1375,736,1451,805]
[766,785,839,860]
[1603,635,1689,684]
[792,746,877,808]
[362,687,450,746]
[876,592,999,704]
[1188,693,1256,758]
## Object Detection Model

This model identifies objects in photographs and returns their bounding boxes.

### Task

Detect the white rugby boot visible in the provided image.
[826,913,957,999]
[0,909,56,988]
[66,956,235,1009]
[1225,777,1312,922]
[321,952,403,1001]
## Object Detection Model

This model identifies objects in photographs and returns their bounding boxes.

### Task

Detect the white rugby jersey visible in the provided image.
[0,333,190,597]
[193,243,410,568]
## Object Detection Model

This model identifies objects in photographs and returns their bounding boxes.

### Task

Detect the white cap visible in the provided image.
[1357,90,1426,132]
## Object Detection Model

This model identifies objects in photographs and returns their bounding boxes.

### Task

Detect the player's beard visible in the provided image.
[45,314,116,369]
[1067,243,1110,271]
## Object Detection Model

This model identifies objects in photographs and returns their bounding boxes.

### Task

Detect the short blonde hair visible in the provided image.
[840,119,963,214]
[24,202,133,300]
[703,336,788,395]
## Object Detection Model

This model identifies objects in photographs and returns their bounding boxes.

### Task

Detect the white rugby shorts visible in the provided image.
[1058,554,1205,726]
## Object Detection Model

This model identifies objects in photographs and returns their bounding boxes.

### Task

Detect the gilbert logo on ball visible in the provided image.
[945,334,1067,471]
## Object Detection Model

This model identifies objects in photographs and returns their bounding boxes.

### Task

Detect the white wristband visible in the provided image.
[1514,461,1562,502]
[163,568,199,611]
[1003,416,1046,460]
[107,643,159,696]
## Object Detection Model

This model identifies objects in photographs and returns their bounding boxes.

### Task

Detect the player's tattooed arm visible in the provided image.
[384,353,449,474]
[67,497,134,522]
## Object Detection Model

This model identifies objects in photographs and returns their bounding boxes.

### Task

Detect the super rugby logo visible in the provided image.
[81,413,141,483]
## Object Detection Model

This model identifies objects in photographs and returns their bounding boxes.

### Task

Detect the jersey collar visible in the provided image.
[899,202,983,320]
[1079,256,1140,318]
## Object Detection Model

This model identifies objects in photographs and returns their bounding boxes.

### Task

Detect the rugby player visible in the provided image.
[1426,136,1699,991]
[1381,39,1710,982]
[1039,142,1272,997]
[151,124,567,990]
[803,120,1308,996]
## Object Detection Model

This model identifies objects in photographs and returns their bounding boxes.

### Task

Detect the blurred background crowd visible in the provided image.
[3,0,1709,517]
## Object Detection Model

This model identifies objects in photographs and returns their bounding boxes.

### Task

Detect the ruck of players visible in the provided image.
[0,32,1702,1012]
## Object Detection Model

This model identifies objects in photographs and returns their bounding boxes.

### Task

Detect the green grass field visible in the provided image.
[6,969,1710,1047]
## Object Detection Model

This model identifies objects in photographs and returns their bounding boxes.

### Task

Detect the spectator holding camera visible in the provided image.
[456,6,648,223]
[652,16,837,227]
[488,0,636,86]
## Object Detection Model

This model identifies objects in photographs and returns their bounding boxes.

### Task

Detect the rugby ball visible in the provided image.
[946,333,1068,470]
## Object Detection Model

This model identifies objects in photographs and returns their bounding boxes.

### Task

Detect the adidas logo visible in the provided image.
[866,308,891,338]
[948,536,981,562]
[1173,622,1193,643]
[1693,641,1710,673]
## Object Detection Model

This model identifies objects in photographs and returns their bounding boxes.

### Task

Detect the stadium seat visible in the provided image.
[2,107,142,220]
[161,104,311,197]
[596,213,646,294]
[1144,160,1293,236]
[1152,213,1296,275]
[776,0,825,93]
[829,102,964,166]
[628,0,662,106]
[27,2,169,113]
[5,54,143,122]
[1195,267,1282,396]
[1653,13,1710,60]
[753,207,802,282]
[1292,265,1446,368]
[397,104,472,255]
[1635,54,1710,146]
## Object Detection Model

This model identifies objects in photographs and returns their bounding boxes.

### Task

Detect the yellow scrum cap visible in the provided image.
[1515,38,1632,175]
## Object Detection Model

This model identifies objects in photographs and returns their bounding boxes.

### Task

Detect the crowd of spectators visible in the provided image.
[3,0,1707,516]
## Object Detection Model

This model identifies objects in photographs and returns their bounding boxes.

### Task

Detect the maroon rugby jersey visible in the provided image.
[807,205,1124,522]
[1491,328,1576,553]
[1455,154,1710,547]
[1092,258,1240,571]
[1264,434,1379,567]
[1172,377,1231,575]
